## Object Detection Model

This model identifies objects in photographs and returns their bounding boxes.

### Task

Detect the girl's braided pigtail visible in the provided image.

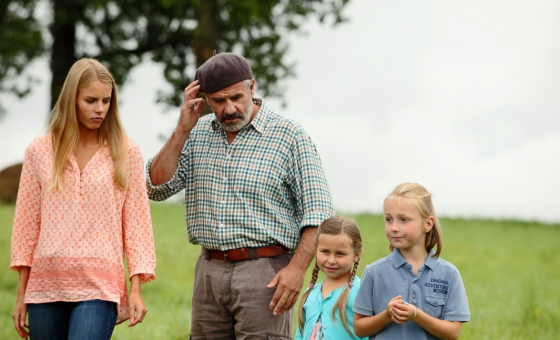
[297,262,320,333]
[332,258,360,336]
[332,258,361,336]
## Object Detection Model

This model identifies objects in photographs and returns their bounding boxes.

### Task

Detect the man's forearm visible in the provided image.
[289,226,318,271]
[151,80,205,185]
[266,226,318,314]
[149,128,190,185]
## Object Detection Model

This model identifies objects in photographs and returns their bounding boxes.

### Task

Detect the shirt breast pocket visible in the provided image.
[240,158,282,196]
[425,296,446,318]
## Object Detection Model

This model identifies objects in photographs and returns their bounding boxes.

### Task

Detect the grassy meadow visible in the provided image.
[1,203,559,339]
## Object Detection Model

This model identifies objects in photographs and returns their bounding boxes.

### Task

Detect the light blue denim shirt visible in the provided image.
[296,276,366,340]
[353,249,470,339]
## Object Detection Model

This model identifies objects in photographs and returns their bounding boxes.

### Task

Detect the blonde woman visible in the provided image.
[10,58,156,340]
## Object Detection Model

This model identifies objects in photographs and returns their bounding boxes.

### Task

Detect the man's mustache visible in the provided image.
[221,112,244,122]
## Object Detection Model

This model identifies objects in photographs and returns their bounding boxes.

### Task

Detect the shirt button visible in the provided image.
[219,224,224,228]
[221,201,226,204]
[223,177,227,182]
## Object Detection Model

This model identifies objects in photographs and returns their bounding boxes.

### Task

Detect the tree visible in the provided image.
[0,0,43,119]
[0,0,350,119]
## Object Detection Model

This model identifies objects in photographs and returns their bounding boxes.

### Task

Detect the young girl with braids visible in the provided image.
[353,183,470,340]
[295,216,367,340]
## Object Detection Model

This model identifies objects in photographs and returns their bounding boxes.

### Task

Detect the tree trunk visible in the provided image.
[49,0,83,118]
[194,0,221,116]
[0,1,10,22]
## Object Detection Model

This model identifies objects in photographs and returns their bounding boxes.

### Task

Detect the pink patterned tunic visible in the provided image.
[10,135,156,324]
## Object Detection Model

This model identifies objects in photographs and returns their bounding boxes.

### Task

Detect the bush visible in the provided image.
[0,163,22,203]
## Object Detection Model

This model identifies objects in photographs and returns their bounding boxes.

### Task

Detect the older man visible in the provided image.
[147,52,333,339]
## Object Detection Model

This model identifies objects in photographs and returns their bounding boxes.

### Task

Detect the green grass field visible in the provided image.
[1,203,559,339]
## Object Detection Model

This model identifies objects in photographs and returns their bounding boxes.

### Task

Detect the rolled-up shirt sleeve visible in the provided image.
[145,147,188,202]
[288,129,334,229]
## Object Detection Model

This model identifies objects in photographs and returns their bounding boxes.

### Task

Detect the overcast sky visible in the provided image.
[1,0,559,223]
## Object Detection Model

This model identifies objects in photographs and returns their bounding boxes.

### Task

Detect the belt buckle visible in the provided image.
[223,250,230,262]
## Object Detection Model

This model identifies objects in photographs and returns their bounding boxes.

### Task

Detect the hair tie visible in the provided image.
[348,282,353,288]
[309,283,314,289]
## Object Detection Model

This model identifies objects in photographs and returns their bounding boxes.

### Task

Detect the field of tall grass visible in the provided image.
[1,202,559,339]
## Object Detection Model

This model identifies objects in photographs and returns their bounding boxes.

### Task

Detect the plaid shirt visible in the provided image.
[146,98,334,250]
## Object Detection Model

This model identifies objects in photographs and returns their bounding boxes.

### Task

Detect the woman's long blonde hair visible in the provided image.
[384,182,443,258]
[48,58,127,191]
[297,215,362,336]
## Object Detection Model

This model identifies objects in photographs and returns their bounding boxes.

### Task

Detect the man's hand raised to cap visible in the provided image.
[178,80,206,134]
[149,80,206,186]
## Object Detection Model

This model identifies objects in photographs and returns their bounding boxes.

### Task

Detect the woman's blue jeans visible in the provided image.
[27,299,117,340]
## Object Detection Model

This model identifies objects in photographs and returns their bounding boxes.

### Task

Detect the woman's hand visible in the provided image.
[128,291,147,327]
[13,267,30,339]
[13,293,29,339]
[128,274,147,327]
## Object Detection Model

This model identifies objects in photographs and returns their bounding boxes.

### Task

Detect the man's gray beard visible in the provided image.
[219,97,253,132]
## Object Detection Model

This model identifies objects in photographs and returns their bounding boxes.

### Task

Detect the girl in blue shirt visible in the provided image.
[296,216,367,340]
[353,183,470,340]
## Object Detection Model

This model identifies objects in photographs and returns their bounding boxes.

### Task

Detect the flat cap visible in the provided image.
[194,52,253,93]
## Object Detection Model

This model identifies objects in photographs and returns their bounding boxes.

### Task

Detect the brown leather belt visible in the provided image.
[204,245,291,262]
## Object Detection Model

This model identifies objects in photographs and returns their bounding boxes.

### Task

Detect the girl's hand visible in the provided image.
[12,293,29,339]
[391,299,417,324]
[385,295,402,318]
